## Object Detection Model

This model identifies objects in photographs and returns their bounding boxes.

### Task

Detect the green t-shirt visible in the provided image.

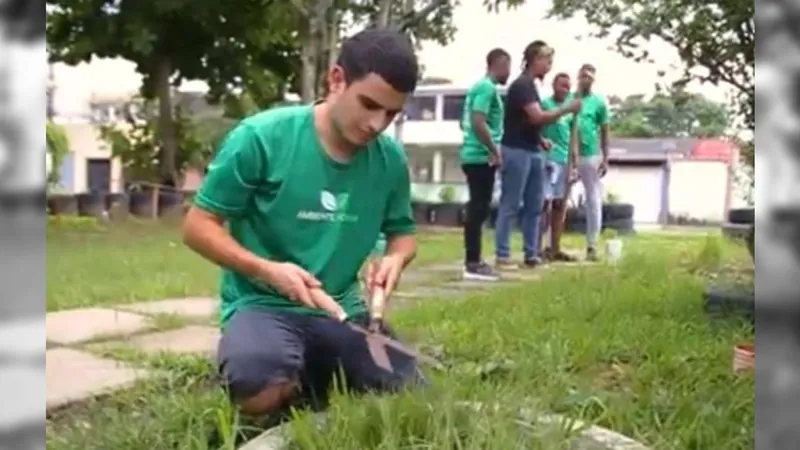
[459,76,504,164]
[576,93,609,157]
[541,94,574,165]
[195,105,415,327]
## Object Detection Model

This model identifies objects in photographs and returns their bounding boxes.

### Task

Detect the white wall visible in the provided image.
[669,160,729,222]
[61,123,124,193]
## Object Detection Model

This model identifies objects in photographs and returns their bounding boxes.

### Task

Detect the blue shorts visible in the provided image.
[543,161,568,200]
[217,309,426,408]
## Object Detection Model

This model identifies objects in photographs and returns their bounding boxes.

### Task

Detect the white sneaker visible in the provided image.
[463,262,501,281]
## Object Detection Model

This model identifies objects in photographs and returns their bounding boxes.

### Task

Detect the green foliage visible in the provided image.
[548,0,753,160]
[438,185,457,203]
[46,0,299,103]
[99,103,213,183]
[605,190,621,203]
[46,121,70,186]
[609,89,729,138]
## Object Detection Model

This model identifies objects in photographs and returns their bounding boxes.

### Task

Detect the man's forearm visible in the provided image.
[528,106,570,125]
[600,126,609,161]
[385,233,417,267]
[182,207,266,279]
[473,116,500,155]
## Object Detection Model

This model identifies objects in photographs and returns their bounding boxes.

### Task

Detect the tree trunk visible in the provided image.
[376,0,393,27]
[299,33,319,103]
[155,58,178,186]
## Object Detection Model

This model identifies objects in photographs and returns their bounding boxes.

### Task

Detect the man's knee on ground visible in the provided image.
[221,349,303,416]
[237,382,297,416]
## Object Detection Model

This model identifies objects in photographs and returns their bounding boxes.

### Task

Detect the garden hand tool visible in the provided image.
[347,286,441,373]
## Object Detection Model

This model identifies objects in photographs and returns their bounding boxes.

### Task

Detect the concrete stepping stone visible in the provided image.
[123,325,220,357]
[46,308,151,345]
[46,348,153,412]
[117,297,218,320]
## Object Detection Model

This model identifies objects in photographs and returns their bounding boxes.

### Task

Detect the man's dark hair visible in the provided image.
[580,63,596,73]
[336,28,419,94]
[553,72,570,82]
[486,48,510,67]
[522,40,552,69]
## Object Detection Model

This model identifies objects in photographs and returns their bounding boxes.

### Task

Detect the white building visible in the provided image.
[391,84,749,225]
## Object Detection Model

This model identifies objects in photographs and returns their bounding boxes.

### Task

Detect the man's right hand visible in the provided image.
[259,261,346,320]
[566,98,582,113]
[489,149,503,168]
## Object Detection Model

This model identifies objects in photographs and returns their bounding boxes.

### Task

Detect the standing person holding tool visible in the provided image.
[182,28,425,420]
[574,64,610,261]
[539,73,579,261]
[459,48,511,281]
[494,41,581,270]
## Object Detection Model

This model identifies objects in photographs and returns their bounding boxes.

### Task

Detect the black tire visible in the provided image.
[603,203,634,221]
[488,206,498,229]
[457,206,468,226]
[603,218,635,235]
[728,208,754,225]
[77,193,106,217]
[425,205,438,224]
[704,283,755,325]
[565,207,586,222]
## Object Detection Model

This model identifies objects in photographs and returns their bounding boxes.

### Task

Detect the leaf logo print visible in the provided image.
[320,190,338,212]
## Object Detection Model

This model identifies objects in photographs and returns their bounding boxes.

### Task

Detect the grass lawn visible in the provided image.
[46,223,754,449]
[46,221,465,311]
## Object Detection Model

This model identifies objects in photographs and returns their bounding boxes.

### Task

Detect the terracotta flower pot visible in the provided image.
[733,343,754,374]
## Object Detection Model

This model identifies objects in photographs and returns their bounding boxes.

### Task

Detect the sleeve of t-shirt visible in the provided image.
[598,98,610,125]
[194,123,267,218]
[471,81,496,115]
[511,78,541,109]
[381,144,416,237]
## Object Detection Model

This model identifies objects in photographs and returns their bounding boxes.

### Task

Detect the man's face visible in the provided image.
[533,52,554,79]
[553,76,571,99]
[492,56,511,85]
[327,67,407,147]
[578,68,595,91]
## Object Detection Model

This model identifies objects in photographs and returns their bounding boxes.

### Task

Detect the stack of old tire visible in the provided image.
[564,202,635,234]
[46,186,190,220]
[705,207,755,326]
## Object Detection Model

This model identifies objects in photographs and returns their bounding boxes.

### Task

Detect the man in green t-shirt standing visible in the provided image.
[459,48,510,281]
[539,73,578,261]
[182,29,422,418]
[575,64,610,261]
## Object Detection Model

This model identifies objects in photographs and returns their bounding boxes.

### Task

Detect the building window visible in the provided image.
[405,96,436,121]
[442,95,465,121]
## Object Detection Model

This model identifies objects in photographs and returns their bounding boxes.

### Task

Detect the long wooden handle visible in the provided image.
[371,285,387,321]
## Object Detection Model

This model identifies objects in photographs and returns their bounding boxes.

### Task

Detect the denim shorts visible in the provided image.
[543,161,568,200]
[217,308,426,407]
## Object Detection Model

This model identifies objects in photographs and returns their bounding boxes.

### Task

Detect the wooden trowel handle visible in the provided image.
[371,285,387,322]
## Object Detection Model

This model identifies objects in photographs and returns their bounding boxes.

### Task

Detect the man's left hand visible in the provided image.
[366,254,406,299]
[541,138,553,151]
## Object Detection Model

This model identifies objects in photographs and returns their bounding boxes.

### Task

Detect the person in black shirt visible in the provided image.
[494,41,581,269]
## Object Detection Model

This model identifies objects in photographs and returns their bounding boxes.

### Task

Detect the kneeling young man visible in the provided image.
[183,29,423,417]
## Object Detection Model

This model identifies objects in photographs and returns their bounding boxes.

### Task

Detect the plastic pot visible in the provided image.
[129,188,158,218]
[47,194,78,216]
[158,189,185,216]
[77,192,106,217]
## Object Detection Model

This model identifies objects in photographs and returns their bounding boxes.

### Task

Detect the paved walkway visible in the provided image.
[44,257,647,449]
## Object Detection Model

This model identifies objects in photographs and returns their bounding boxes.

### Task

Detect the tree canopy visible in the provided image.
[609,90,729,139]
[547,0,753,162]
